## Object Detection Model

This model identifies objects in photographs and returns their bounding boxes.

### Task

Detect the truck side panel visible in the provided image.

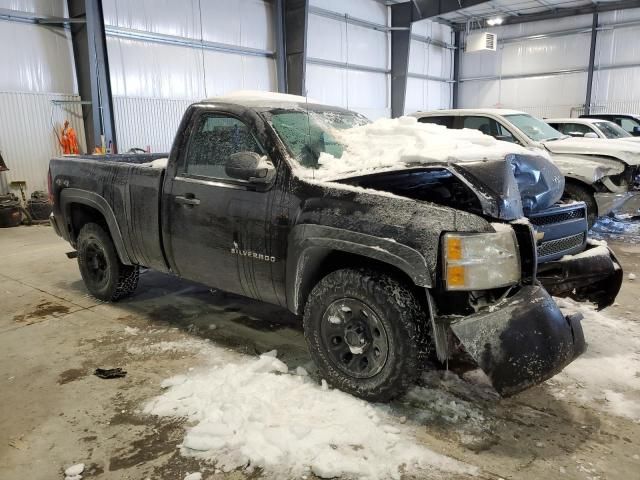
[51,156,169,272]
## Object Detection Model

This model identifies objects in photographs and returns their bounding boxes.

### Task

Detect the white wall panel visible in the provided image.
[0,21,76,94]
[404,77,451,115]
[412,18,451,44]
[459,73,588,118]
[107,37,205,99]
[0,0,66,16]
[593,67,640,104]
[305,64,389,119]
[203,51,276,96]
[113,96,192,153]
[599,7,640,24]
[307,14,345,61]
[103,0,199,38]
[200,0,274,51]
[408,40,452,78]
[0,92,86,194]
[500,35,589,76]
[309,0,387,25]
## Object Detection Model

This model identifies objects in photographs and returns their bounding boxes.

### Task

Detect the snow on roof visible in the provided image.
[296,115,537,181]
[206,90,318,106]
[411,108,527,117]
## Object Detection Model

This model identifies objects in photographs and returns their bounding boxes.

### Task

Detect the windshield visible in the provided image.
[266,108,370,169]
[504,114,566,142]
[594,121,632,139]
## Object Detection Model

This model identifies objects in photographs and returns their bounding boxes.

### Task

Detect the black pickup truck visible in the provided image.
[49,93,622,401]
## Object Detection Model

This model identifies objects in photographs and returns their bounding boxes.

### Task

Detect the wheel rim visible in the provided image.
[320,298,389,379]
[84,241,109,286]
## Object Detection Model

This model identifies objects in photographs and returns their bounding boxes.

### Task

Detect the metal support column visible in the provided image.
[68,0,116,153]
[283,0,308,95]
[390,2,412,118]
[452,31,461,108]
[274,0,287,93]
[584,12,599,115]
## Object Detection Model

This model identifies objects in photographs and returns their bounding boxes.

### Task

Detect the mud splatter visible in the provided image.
[13,301,70,324]
[58,368,86,385]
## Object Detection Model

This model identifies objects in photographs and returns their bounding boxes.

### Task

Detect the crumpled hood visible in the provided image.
[543,137,640,165]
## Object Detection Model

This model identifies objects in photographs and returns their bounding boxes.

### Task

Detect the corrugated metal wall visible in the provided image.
[0,0,81,196]
[0,92,86,193]
[458,7,640,118]
[104,0,277,152]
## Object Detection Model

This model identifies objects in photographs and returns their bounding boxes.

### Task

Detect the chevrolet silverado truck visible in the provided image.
[413,109,640,227]
[49,93,621,401]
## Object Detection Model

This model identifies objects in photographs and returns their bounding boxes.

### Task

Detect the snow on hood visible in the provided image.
[543,137,640,165]
[295,116,540,181]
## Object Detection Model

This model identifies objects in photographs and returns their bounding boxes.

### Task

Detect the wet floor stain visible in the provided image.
[58,368,86,385]
[13,301,70,324]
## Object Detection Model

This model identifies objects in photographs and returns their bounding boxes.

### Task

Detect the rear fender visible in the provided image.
[286,224,432,314]
[60,189,132,265]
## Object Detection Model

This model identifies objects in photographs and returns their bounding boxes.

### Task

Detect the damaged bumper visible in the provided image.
[449,285,586,397]
[537,242,622,310]
[595,190,640,219]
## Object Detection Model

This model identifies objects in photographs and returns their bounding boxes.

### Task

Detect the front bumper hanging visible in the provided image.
[537,241,623,310]
[449,285,586,397]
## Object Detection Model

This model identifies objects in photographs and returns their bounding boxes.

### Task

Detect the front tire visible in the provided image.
[562,182,597,228]
[77,223,139,302]
[303,268,427,402]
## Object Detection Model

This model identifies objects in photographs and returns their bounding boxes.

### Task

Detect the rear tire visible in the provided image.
[303,268,427,402]
[562,182,597,229]
[77,223,139,302]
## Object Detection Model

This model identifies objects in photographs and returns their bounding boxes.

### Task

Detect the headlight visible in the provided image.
[442,229,521,290]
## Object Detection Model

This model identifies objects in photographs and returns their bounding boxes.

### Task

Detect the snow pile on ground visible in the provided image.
[64,463,84,480]
[298,116,535,180]
[551,298,640,421]
[144,350,476,479]
[127,339,210,356]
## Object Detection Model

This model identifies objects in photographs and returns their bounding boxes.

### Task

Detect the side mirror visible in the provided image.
[226,151,275,184]
[568,131,585,137]
[584,132,599,139]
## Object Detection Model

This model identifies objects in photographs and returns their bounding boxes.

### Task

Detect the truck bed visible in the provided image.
[49,153,169,271]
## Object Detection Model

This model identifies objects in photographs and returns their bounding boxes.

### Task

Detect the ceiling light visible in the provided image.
[487,17,504,26]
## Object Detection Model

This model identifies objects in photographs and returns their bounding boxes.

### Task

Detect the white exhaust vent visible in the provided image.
[465,32,497,52]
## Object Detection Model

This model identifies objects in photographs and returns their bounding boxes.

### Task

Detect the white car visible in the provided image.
[412,109,640,226]
[545,118,640,144]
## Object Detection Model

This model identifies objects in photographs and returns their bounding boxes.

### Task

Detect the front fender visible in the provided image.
[286,224,432,314]
[550,153,626,186]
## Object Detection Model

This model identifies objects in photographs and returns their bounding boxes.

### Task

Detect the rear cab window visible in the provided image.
[417,116,454,129]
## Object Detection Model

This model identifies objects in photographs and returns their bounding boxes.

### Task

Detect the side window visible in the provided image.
[418,116,454,129]
[558,123,591,136]
[183,114,264,180]
[461,116,496,136]
[618,117,639,134]
[495,122,517,143]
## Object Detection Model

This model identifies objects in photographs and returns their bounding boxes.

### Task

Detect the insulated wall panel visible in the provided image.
[0,0,66,16]
[306,0,390,119]
[0,21,77,94]
[113,96,192,153]
[405,77,451,114]
[305,63,389,119]
[0,92,86,193]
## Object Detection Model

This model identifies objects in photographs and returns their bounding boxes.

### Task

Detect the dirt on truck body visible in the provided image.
[48,91,622,400]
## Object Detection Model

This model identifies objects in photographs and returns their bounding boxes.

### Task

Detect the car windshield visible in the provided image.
[264,108,370,170]
[594,121,632,139]
[504,114,566,142]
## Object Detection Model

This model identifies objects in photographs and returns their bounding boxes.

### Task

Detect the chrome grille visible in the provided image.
[537,232,585,258]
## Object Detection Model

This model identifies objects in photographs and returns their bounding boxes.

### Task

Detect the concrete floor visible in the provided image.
[1,225,639,480]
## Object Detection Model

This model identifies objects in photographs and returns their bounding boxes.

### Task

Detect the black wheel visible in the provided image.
[562,182,597,228]
[303,268,427,402]
[77,223,139,301]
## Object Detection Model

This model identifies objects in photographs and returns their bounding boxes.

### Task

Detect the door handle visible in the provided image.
[175,194,200,206]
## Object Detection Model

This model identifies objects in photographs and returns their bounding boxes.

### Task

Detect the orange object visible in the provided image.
[59,120,79,155]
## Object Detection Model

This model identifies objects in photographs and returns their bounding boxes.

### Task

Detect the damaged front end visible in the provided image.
[537,241,623,310]
[446,285,586,396]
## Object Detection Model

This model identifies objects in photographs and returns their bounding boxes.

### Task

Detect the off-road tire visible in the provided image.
[303,268,427,402]
[77,223,139,302]
[562,182,597,229]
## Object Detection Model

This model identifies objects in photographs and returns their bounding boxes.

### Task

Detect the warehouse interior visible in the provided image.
[1,1,640,480]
